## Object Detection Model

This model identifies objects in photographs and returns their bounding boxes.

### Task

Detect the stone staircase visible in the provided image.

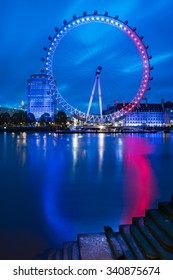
[41,195,173,260]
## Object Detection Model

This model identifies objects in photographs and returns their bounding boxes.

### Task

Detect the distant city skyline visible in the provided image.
[1,0,173,113]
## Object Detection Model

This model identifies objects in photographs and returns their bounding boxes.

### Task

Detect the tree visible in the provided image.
[40,113,52,125]
[0,112,10,125]
[10,112,20,125]
[27,113,36,125]
[54,110,67,127]
[10,110,27,125]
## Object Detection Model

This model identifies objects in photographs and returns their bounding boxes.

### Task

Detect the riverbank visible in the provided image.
[0,126,172,134]
[56,129,158,134]
[40,195,173,260]
[0,126,56,132]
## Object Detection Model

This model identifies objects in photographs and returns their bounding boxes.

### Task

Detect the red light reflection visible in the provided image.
[121,137,158,224]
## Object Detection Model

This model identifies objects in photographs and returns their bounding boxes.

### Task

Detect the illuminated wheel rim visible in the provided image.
[44,12,152,123]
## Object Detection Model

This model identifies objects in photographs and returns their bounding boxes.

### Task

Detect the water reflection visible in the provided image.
[2,132,172,259]
[16,132,27,166]
[98,133,105,172]
[72,134,78,169]
[116,137,123,160]
[121,136,157,223]
[42,134,158,243]
[42,138,76,244]
[2,132,7,162]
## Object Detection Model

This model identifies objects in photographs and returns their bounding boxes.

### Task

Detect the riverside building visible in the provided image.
[27,74,55,120]
[103,99,173,127]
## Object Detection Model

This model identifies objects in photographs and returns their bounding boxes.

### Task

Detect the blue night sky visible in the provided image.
[1,0,173,113]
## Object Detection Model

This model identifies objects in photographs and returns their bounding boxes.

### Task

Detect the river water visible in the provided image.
[0,132,173,259]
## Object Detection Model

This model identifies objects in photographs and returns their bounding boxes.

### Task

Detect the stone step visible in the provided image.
[144,216,173,252]
[130,224,159,259]
[47,249,56,260]
[145,209,173,240]
[71,242,80,260]
[133,217,173,259]
[54,250,63,260]
[63,242,75,260]
[78,233,114,260]
[119,224,146,260]
[159,202,173,221]
[104,226,124,259]
[116,232,136,260]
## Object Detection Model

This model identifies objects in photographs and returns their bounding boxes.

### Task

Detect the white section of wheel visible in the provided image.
[45,13,151,123]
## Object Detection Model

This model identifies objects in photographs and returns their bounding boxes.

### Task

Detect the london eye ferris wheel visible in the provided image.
[41,11,153,123]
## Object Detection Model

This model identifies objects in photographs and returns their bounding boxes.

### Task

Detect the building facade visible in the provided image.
[103,100,173,127]
[124,104,165,127]
[27,74,55,120]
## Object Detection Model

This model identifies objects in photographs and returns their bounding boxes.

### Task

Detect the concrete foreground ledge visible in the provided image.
[40,195,173,260]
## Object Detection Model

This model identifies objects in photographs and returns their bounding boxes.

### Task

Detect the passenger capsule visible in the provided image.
[63,19,67,25]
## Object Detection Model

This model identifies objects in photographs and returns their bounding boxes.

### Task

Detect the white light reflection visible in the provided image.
[53,133,58,146]
[42,134,47,156]
[35,133,40,147]
[98,133,105,172]
[72,134,78,169]
[72,134,86,171]
[16,132,27,165]
[116,137,123,161]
